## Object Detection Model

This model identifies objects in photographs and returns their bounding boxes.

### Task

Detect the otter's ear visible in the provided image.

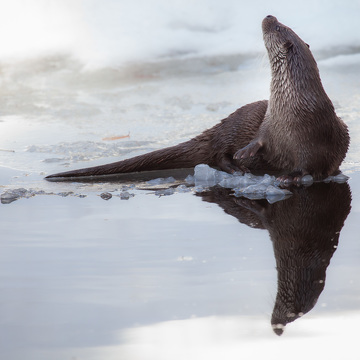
[284,41,293,50]
[305,43,310,48]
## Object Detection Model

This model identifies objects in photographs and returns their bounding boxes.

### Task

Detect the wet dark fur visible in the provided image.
[234,16,349,181]
[46,16,349,180]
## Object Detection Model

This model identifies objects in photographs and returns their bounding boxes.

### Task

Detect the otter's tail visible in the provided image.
[45,137,209,179]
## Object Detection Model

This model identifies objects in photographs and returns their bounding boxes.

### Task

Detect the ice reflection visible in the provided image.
[198,182,352,334]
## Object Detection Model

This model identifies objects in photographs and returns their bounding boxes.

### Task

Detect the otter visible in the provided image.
[46,16,349,182]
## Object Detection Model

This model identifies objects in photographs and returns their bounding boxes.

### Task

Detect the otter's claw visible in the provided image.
[233,141,262,160]
[215,156,240,174]
[276,170,310,185]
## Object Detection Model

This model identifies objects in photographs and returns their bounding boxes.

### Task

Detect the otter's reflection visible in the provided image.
[198,182,351,335]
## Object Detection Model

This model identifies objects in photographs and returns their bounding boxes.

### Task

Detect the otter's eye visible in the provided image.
[276,25,281,31]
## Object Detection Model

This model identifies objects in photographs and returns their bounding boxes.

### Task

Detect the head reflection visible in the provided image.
[198,182,351,335]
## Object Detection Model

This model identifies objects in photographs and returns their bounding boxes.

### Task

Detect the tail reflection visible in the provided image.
[198,182,351,335]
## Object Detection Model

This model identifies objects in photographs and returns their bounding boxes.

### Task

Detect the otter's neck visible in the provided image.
[269,51,333,117]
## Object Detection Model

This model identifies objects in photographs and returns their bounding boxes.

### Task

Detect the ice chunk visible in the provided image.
[195,164,278,189]
[119,191,134,200]
[122,185,135,191]
[219,173,258,188]
[234,184,266,200]
[1,188,87,204]
[1,188,33,204]
[176,184,191,193]
[194,164,291,201]
[301,174,314,185]
[265,185,292,204]
[266,185,287,196]
[240,183,268,195]
[260,174,277,185]
[194,185,209,193]
[194,164,218,182]
[100,192,112,200]
[154,188,175,196]
[192,164,350,202]
[147,177,176,185]
[185,174,195,185]
[57,192,74,197]
[324,172,349,183]
[334,173,350,182]
[194,164,230,186]
[233,183,292,203]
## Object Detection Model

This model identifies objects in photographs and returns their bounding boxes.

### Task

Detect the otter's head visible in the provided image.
[262,15,328,111]
[262,15,317,74]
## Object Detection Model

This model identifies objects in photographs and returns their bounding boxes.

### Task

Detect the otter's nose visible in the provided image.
[263,15,278,25]
[262,15,278,33]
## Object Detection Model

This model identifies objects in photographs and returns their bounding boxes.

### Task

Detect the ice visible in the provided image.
[147,177,176,185]
[219,173,258,188]
[259,174,277,185]
[119,191,134,200]
[266,185,290,197]
[98,190,135,200]
[194,185,209,193]
[57,192,74,197]
[194,164,231,186]
[193,164,352,202]
[300,175,314,185]
[234,185,292,204]
[194,164,279,189]
[0,188,85,204]
[324,173,350,184]
[176,184,192,193]
[100,192,113,200]
[238,183,268,195]
[154,188,175,196]
[28,141,155,164]
[185,175,195,185]
[194,164,292,202]
[0,188,34,204]
[1,1,358,68]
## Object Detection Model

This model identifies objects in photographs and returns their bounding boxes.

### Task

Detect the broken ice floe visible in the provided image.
[119,191,133,200]
[1,188,36,204]
[146,176,176,185]
[99,191,135,200]
[324,173,349,183]
[27,140,156,164]
[193,164,292,203]
[154,188,175,196]
[191,164,349,203]
[0,188,85,204]
[100,192,113,200]
[1,165,349,204]
[143,176,192,196]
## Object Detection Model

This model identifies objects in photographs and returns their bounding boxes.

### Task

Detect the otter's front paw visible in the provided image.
[233,141,262,160]
[277,170,311,185]
[216,156,249,174]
